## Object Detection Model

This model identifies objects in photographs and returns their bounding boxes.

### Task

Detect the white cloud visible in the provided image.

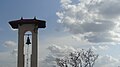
[57,0,120,43]
[90,42,118,51]
[97,0,120,18]
[0,41,17,67]
[98,45,109,50]
[11,49,17,55]
[0,52,17,67]
[91,45,109,51]
[95,55,120,67]
[47,45,76,57]
[4,41,16,48]
[60,0,72,4]
[42,45,120,67]
[91,46,97,51]
[41,45,76,67]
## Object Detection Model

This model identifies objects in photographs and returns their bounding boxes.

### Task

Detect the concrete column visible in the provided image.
[31,28,38,67]
[18,26,24,67]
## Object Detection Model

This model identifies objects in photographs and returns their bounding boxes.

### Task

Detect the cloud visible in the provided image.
[4,41,16,48]
[91,46,97,51]
[98,45,109,50]
[11,49,17,55]
[95,55,120,67]
[0,41,17,67]
[42,45,120,67]
[60,0,72,5]
[41,45,76,67]
[96,0,120,18]
[0,52,17,67]
[56,0,120,43]
[91,45,109,51]
[90,42,118,51]
[47,44,76,57]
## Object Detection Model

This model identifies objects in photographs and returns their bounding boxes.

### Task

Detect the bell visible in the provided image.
[26,36,31,45]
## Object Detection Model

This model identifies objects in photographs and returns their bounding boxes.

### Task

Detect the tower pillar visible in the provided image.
[18,28,24,67]
[31,29,38,67]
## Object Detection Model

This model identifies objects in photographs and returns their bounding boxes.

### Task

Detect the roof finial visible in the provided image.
[34,16,36,20]
[21,17,23,20]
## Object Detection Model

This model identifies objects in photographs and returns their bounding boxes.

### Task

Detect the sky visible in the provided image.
[0,0,120,67]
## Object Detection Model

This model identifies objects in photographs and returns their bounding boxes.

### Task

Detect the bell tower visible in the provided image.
[9,17,46,67]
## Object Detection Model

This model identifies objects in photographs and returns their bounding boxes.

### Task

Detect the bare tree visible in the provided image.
[56,58,68,67]
[81,49,98,67]
[56,49,98,67]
